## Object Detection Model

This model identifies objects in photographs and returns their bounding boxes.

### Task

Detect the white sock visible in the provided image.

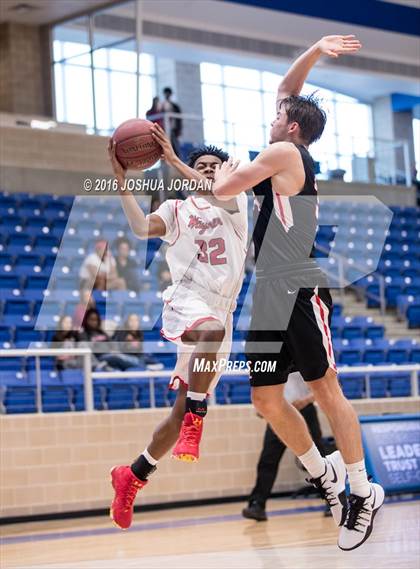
[143,448,158,466]
[187,390,206,401]
[346,459,370,497]
[298,443,326,479]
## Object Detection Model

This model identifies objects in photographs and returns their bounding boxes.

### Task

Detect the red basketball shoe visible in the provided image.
[110,465,147,529]
[171,411,204,462]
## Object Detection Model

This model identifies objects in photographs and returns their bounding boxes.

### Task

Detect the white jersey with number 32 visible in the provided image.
[154,194,248,301]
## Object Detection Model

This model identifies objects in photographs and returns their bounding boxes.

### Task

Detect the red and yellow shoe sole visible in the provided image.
[171,453,198,462]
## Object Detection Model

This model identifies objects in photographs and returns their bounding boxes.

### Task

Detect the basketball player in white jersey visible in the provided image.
[107,130,248,529]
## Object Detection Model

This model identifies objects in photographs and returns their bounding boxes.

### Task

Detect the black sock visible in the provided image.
[186,397,207,417]
[131,454,157,481]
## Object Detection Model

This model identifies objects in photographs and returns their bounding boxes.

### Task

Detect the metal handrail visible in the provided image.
[0,348,93,412]
[0,349,418,412]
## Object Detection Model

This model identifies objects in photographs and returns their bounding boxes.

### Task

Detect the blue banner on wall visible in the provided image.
[361,414,420,494]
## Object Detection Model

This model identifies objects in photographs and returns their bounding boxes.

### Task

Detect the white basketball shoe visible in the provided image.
[307,450,348,526]
[338,482,385,550]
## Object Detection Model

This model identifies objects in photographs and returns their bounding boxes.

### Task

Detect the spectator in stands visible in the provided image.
[51,315,81,371]
[146,96,164,128]
[114,237,141,293]
[79,308,113,371]
[242,372,328,522]
[162,87,182,157]
[112,314,145,369]
[79,240,125,291]
[73,288,96,330]
[113,314,163,370]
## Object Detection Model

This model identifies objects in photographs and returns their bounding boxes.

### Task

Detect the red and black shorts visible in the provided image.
[246,277,336,386]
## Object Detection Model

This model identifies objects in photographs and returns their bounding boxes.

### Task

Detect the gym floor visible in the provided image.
[2,496,419,568]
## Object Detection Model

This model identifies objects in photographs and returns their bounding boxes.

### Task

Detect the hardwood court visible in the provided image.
[2,497,419,569]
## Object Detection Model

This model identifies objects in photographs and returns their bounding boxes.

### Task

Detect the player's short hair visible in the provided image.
[279,94,327,145]
[187,145,229,168]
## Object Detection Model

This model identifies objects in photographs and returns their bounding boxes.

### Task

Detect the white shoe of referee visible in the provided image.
[338,482,385,551]
[308,450,348,527]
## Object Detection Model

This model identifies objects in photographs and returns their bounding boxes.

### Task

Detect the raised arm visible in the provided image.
[276,35,362,108]
[108,139,166,239]
[151,123,207,183]
[212,144,300,200]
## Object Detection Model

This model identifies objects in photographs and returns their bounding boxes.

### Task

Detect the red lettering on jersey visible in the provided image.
[188,215,223,235]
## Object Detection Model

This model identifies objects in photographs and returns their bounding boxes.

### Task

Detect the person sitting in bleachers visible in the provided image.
[113,313,163,371]
[112,313,145,369]
[114,237,141,293]
[51,315,81,371]
[73,288,96,330]
[78,308,115,371]
[79,240,125,291]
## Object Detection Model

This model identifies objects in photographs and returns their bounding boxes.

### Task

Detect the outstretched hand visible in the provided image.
[318,35,362,58]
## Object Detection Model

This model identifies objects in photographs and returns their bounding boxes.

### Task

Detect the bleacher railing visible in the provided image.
[0,348,93,413]
[0,349,418,413]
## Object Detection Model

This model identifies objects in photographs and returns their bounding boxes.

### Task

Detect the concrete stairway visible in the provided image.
[331,289,419,340]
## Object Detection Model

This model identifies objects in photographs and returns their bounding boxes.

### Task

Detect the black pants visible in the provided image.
[249,403,325,507]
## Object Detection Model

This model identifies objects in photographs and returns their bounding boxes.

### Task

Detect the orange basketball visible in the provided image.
[112,118,161,170]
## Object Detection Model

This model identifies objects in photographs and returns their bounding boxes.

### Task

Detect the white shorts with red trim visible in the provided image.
[161,283,234,393]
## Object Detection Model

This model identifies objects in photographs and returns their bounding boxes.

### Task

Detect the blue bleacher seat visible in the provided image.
[0,197,16,213]
[7,233,32,253]
[3,386,36,413]
[33,235,60,254]
[365,323,384,339]
[410,348,420,363]
[14,329,44,346]
[24,275,50,290]
[340,374,364,399]
[1,215,24,231]
[387,346,409,364]
[389,375,411,397]
[106,383,138,410]
[228,378,251,404]
[3,299,32,316]
[42,385,73,412]
[363,346,385,365]
[73,384,107,411]
[0,325,12,343]
[369,376,388,398]
[342,323,364,340]
[0,358,23,373]
[406,303,420,328]
[339,347,361,365]
[42,204,68,219]
[0,275,21,290]
[0,253,13,267]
